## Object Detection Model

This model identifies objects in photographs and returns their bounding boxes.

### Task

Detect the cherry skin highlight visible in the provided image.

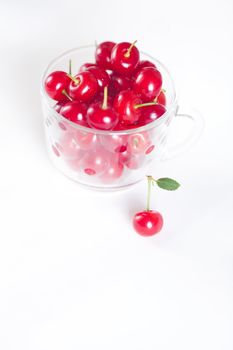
[68,71,98,102]
[133,210,163,236]
[44,71,70,101]
[111,41,140,76]
[95,41,116,70]
[133,67,162,102]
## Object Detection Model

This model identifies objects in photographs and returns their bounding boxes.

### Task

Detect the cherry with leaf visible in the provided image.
[133,176,180,236]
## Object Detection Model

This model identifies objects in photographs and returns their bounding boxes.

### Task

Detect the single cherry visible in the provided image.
[133,176,163,236]
[108,73,132,96]
[86,66,110,89]
[138,103,166,126]
[133,67,162,102]
[95,41,116,70]
[133,176,180,236]
[133,211,163,236]
[68,71,98,102]
[113,90,142,125]
[60,101,88,126]
[111,41,139,76]
[133,60,156,77]
[87,87,118,130]
[44,71,71,101]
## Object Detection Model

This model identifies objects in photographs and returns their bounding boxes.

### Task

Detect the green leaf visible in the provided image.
[156,177,180,191]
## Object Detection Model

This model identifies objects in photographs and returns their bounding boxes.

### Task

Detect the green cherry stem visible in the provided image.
[135,101,157,109]
[67,73,80,85]
[102,86,108,109]
[69,59,72,75]
[146,175,153,211]
[62,89,72,101]
[124,40,137,58]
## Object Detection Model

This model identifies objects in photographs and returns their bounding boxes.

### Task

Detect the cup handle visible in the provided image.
[162,106,205,160]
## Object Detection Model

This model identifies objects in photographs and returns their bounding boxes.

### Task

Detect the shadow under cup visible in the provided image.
[40,46,177,190]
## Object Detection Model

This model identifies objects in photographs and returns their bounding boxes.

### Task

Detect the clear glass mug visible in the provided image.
[40,45,204,190]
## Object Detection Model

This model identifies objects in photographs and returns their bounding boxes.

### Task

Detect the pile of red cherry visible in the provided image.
[44,41,167,182]
[44,40,166,131]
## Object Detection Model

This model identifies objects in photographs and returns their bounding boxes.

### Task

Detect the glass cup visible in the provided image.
[40,45,204,190]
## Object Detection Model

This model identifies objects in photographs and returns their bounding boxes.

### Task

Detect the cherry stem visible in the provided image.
[146,175,153,211]
[62,89,72,101]
[69,59,72,75]
[135,101,157,109]
[102,86,108,109]
[124,40,137,58]
[67,73,80,85]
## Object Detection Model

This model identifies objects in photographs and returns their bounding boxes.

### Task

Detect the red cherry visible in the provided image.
[108,73,132,96]
[85,66,110,89]
[113,90,142,125]
[133,67,162,102]
[87,104,118,130]
[81,148,110,175]
[111,41,139,76]
[79,63,97,72]
[87,87,118,130]
[133,60,156,77]
[133,210,163,236]
[95,41,116,70]
[68,71,98,102]
[157,90,166,106]
[60,101,88,126]
[138,103,166,126]
[101,157,124,183]
[44,71,70,101]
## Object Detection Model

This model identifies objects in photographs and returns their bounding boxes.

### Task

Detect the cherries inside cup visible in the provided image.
[44,40,168,184]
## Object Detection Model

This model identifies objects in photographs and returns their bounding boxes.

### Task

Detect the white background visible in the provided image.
[0,0,233,349]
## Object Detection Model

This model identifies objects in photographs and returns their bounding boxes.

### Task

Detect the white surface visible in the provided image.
[0,0,233,349]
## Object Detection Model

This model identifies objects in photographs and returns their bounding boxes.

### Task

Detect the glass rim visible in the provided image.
[40,44,177,135]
